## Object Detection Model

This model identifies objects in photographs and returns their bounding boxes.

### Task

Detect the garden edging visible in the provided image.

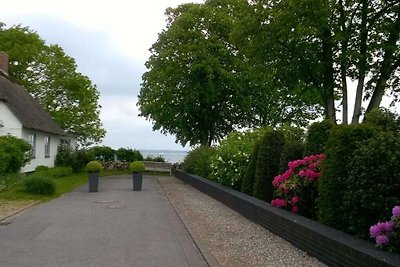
[174,169,400,267]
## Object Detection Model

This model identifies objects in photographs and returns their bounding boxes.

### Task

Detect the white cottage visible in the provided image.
[0,52,76,172]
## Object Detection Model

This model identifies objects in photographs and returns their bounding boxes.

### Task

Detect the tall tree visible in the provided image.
[0,23,105,144]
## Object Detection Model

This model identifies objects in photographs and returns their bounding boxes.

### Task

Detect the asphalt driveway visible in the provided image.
[0,176,207,267]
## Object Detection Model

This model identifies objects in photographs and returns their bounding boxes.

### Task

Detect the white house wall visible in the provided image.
[21,130,68,173]
[0,101,23,137]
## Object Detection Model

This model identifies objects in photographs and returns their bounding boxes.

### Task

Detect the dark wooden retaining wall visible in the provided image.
[174,169,400,267]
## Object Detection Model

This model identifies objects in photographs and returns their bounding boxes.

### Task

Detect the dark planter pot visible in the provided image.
[132,173,143,191]
[88,172,99,192]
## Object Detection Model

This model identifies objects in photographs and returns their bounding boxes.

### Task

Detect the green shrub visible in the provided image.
[24,176,56,195]
[116,148,143,162]
[182,146,215,178]
[341,131,400,238]
[304,120,334,156]
[317,124,376,232]
[253,130,285,201]
[279,141,305,173]
[364,108,400,132]
[85,161,103,173]
[0,174,23,192]
[35,165,49,172]
[90,146,115,161]
[55,144,72,167]
[241,140,261,195]
[0,135,32,174]
[210,128,268,190]
[129,161,145,173]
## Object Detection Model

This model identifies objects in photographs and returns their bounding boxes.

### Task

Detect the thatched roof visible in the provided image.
[0,74,65,136]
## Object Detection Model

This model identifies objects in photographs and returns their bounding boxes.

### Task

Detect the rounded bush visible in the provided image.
[210,128,268,190]
[253,130,286,201]
[304,120,334,156]
[129,161,145,173]
[0,136,32,174]
[85,161,103,173]
[364,107,400,132]
[24,176,56,195]
[182,146,216,178]
[35,165,49,172]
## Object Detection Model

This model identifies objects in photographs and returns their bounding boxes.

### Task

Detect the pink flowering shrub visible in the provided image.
[369,206,400,252]
[271,154,324,219]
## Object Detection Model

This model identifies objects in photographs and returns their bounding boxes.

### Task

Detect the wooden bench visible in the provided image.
[142,161,173,175]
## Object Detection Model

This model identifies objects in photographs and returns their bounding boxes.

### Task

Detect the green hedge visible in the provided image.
[24,176,56,195]
[317,124,376,233]
[182,146,216,179]
[241,140,261,195]
[253,130,285,201]
[304,120,334,156]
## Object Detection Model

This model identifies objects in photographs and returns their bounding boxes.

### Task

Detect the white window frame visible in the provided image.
[44,136,51,158]
[28,133,37,158]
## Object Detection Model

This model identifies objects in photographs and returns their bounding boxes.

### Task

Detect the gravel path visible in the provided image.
[158,176,326,267]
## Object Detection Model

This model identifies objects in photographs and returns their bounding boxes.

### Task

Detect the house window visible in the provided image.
[44,136,50,158]
[28,134,36,157]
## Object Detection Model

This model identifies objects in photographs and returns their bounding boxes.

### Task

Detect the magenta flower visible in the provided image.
[392,206,400,218]
[298,170,306,177]
[271,198,287,208]
[292,196,300,204]
[291,206,299,214]
[308,163,315,169]
[375,235,390,245]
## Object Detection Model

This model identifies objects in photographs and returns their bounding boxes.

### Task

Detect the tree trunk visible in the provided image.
[321,28,337,123]
[338,0,349,124]
[351,0,368,124]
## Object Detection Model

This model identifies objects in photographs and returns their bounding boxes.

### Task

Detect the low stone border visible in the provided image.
[174,169,400,267]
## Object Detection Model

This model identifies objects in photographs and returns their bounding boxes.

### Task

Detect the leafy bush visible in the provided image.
[364,108,400,132]
[369,205,400,252]
[116,148,143,162]
[272,154,324,219]
[35,165,49,172]
[279,126,306,173]
[303,120,334,156]
[341,131,400,238]
[90,146,115,161]
[0,174,23,192]
[210,128,268,190]
[129,161,145,173]
[55,145,94,173]
[253,130,285,201]
[241,140,261,195]
[317,124,376,233]
[182,146,216,178]
[85,161,103,173]
[24,176,56,195]
[0,135,32,174]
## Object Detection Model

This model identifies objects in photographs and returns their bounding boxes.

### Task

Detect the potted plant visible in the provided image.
[129,161,145,191]
[86,160,103,192]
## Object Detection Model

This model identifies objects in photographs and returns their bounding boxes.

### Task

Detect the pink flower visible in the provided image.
[392,206,400,218]
[375,235,390,245]
[292,196,300,204]
[271,198,287,208]
[298,170,306,177]
[369,221,395,238]
[308,163,315,169]
[291,206,299,213]
[283,188,290,194]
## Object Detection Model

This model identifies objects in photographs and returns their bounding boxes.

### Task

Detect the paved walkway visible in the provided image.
[0,176,208,267]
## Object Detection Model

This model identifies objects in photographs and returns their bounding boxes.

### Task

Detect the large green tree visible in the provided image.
[139,1,321,146]
[241,0,400,124]
[139,3,251,146]
[0,23,105,145]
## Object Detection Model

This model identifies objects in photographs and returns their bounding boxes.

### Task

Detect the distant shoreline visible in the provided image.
[139,149,188,163]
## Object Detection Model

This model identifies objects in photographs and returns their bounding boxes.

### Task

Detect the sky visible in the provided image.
[2,0,203,151]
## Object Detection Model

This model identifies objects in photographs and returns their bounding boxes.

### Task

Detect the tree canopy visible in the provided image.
[138,1,321,147]
[0,23,105,145]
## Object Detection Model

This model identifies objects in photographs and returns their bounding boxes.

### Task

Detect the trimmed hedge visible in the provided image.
[241,140,261,195]
[304,120,334,156]
[253,130,285,201]
[317,124,376,232]
[182,145,216,179]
